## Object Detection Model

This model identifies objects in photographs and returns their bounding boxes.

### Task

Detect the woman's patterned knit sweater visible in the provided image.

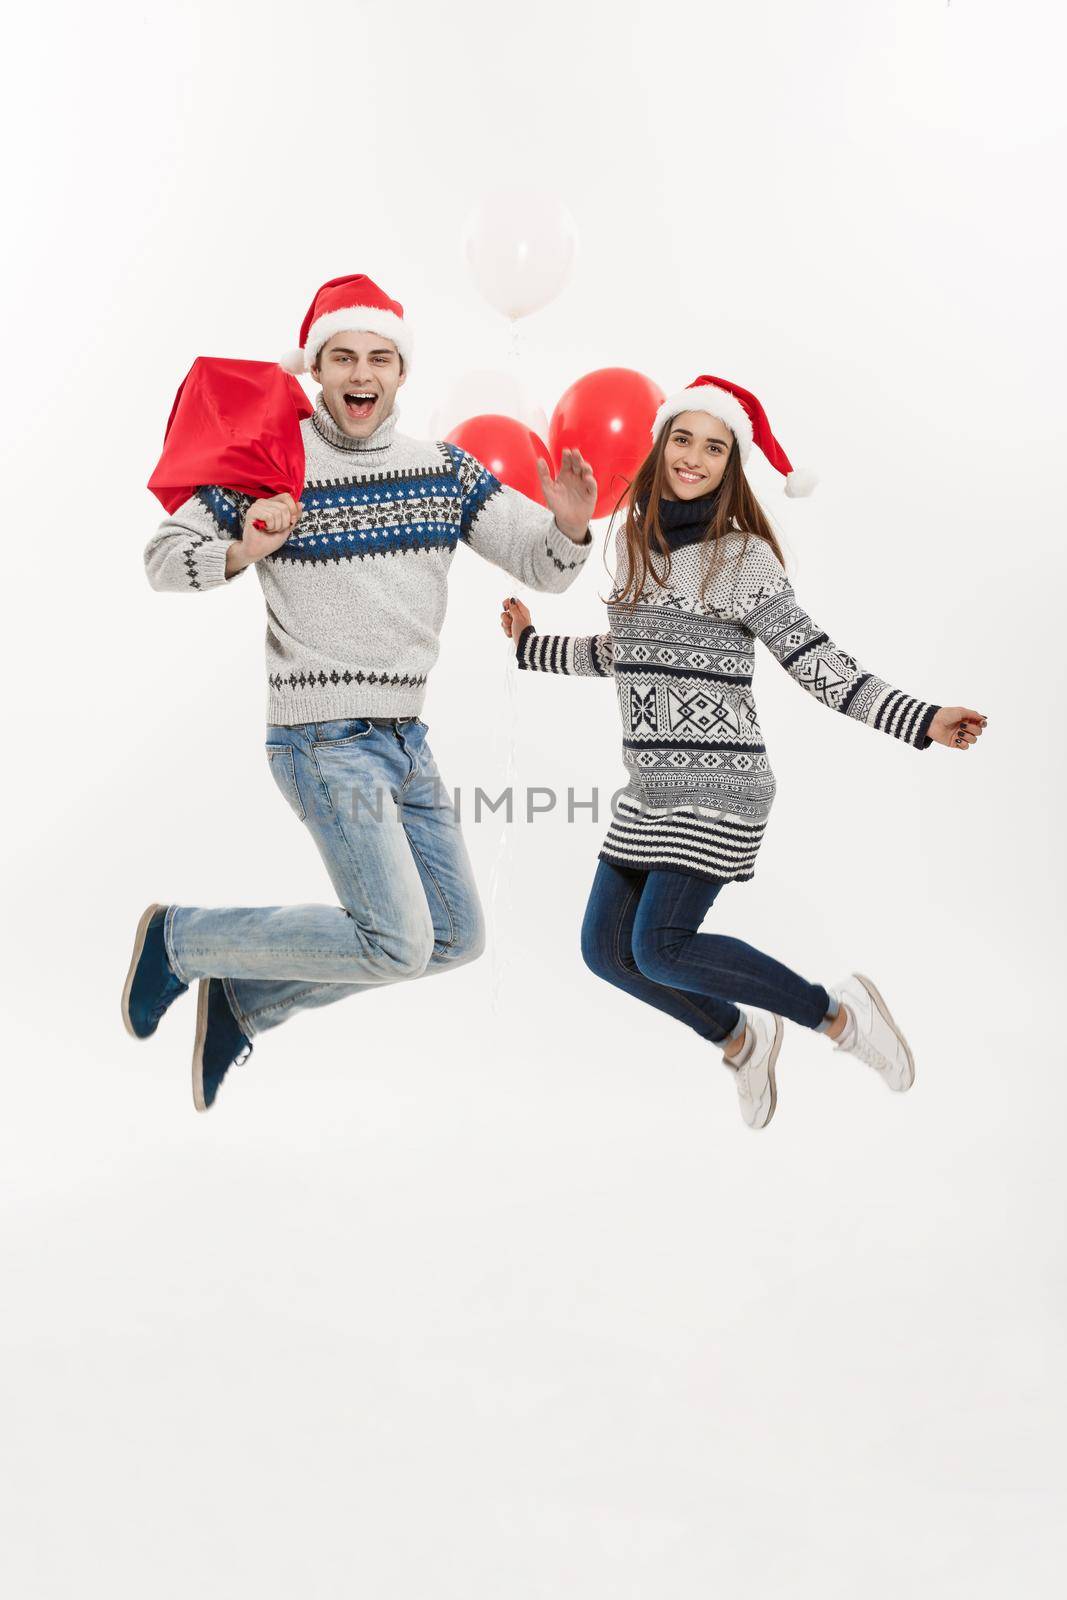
[516,494,940,883]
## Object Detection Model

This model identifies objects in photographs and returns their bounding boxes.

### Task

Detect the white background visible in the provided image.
[2,1,1065,1594]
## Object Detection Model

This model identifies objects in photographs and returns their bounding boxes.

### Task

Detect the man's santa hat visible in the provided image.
[280,274,413,375]
[652,375,817,497]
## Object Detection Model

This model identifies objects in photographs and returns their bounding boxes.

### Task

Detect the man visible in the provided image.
[123,273,596,1111]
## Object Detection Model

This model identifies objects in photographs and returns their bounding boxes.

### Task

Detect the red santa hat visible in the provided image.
[652,375,817,497]
[280,274,413,375]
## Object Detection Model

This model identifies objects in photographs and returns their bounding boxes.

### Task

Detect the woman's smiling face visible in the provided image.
[662,411,734,500]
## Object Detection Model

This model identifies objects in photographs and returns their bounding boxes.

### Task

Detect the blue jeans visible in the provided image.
[163,718,485,1037]
[580,859,837,1045]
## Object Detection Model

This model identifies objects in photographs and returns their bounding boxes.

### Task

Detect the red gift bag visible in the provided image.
[148,357,313,516]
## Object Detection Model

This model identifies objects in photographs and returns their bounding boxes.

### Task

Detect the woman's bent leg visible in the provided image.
[580,859,743,1045]
[630,870,832,1030]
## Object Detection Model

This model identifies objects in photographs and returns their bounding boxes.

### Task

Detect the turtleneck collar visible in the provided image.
[639,490,721,549]
[311,391,400,453]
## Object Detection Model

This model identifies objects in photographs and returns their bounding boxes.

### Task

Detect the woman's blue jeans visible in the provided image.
[163,718,485,1038]
[580,858,837,1046]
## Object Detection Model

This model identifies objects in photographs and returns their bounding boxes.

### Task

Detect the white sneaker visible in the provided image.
[727,1011,783,1130]
[829,973,915,1091]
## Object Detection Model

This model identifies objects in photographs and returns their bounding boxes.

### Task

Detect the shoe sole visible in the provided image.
[191,978,210,1113]
[740,1014,783,1130]
[854,972,915,1091]
[760,1015,783,1129]
[121,902,168,1040]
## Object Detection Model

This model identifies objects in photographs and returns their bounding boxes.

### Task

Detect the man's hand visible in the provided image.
[928,706,988,750]
[536,449,597,542]
[226,494,302,578]
[240,493,302,560]
[501,596,533,649]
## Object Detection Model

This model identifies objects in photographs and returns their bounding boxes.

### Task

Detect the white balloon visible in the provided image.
[429,369,549,441]
[463,190,577,321]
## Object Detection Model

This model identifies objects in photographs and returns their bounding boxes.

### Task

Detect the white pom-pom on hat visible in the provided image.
[784,468,818,498]
[278,349,307,375]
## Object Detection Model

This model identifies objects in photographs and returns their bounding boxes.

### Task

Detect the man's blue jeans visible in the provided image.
[580,859,838,1045]
[164,718,485,1038]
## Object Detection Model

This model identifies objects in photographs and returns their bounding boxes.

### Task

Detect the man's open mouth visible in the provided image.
[344,391,378,420]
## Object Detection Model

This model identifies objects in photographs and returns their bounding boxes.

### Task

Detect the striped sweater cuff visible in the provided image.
[515,625,538,668]
[873,689,941,749]
[516,627,572,672]
[515,629,612,676]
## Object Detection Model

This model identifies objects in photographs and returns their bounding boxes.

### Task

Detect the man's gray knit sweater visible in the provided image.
[144,394,593,724]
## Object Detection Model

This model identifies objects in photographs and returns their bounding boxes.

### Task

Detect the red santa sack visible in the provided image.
[148,357,312,517]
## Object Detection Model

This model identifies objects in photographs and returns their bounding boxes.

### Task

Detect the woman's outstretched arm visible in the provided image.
[731,540,986,751]
[500,598,614,677]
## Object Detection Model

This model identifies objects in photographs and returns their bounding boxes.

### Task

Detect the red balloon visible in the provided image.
[549,367,665,519]
[445,413,552,505]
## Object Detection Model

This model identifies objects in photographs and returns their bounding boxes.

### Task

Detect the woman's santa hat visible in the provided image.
[280,274,413,375]
[652,375,817,497]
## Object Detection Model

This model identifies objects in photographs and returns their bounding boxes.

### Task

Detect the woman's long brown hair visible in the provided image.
[605,422,786,609]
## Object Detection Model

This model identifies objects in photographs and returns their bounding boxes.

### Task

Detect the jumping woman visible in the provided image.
[500,375,986,1130]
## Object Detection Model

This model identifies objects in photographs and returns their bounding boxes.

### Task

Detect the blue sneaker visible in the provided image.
[122,903,189,1039]
[192,977,253,1112]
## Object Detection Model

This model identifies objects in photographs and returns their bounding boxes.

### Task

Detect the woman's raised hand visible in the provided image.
[501,596,533,648]
[928,707,988,751]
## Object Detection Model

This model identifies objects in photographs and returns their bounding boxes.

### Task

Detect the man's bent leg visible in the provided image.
[225,720,484,1037]
[165,722,435,995]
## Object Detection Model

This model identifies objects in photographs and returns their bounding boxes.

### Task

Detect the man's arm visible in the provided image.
[144,488,251,593]
[450,445,596,595]
[144,490,299,592]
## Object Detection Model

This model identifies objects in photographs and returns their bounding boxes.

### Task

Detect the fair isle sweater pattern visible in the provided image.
[516,529,939,883]
[145,397,592,724]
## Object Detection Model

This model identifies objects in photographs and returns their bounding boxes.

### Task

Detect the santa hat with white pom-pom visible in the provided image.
[279,274,413,375]
[652,374,817,497]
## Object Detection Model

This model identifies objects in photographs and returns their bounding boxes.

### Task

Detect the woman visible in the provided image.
[500,375,986,1130]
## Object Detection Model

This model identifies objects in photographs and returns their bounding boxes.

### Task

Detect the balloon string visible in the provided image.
[505,316,525,371]
[489,310,527,1012]
[489,636,520,1015]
